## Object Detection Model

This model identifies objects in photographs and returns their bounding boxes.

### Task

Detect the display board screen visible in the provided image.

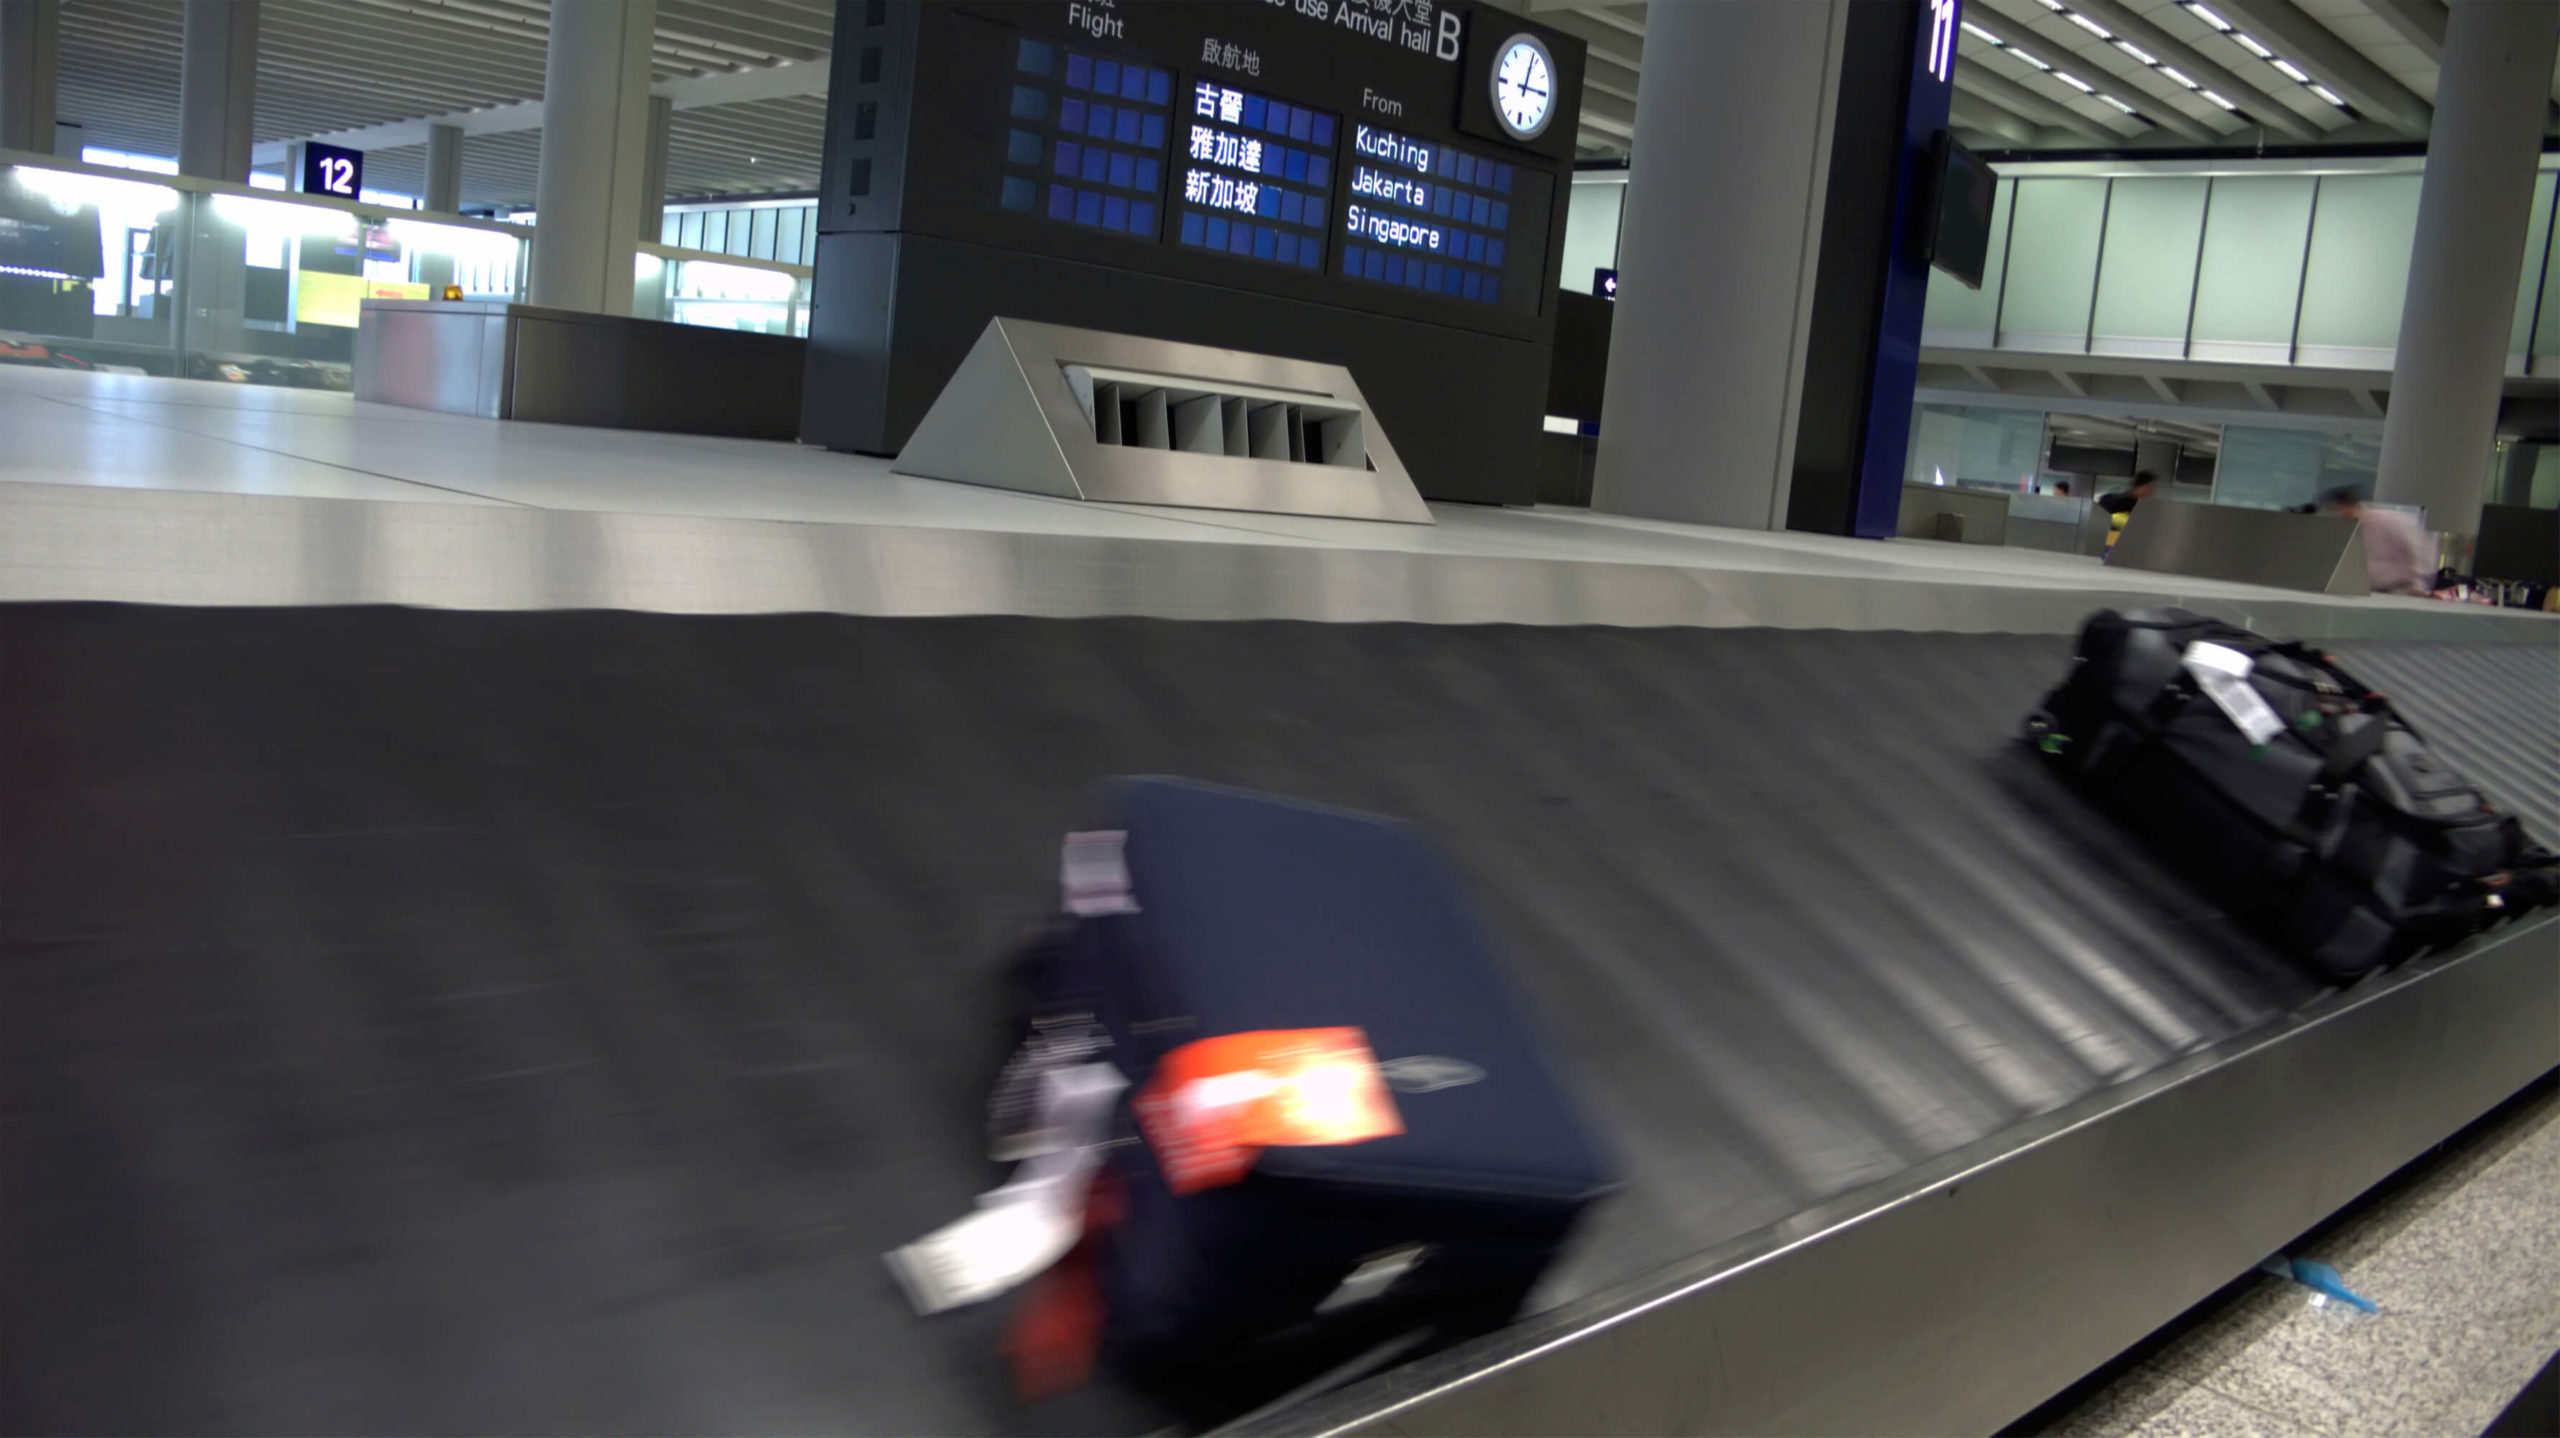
[1923,131,1995,291]
[1176,81,1335,270]
[1340,123,1517,305]
[999,36,1174,240]
[879,2,1578,333]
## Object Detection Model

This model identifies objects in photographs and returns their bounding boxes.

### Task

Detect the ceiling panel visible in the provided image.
[54,0,836,206]
[2122,0,2363,132]
[1535,0,2469,153]
[49,0,2499,216]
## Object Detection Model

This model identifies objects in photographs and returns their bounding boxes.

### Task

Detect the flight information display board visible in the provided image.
[998,37,1174,240]
[831,0,1583,334]
[1174,81,1336,272]
[808,0,1588,502]
[1341,123,1517,305]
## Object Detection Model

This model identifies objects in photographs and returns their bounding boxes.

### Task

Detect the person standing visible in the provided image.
[2097,470,2159,556]
[2097,470,2159,518]
[2323,487,2435,596]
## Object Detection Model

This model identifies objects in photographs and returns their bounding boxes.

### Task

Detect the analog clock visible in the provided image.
[1491,34,1556,142]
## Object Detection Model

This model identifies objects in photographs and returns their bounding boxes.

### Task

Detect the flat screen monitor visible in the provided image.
[1923,131,1995,291]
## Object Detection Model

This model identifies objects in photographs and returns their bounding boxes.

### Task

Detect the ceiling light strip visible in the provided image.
[1957,6,2158,126]
[2180,0,2355,113]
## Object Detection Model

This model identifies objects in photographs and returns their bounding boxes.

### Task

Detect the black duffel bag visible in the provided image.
[2026,608,2558,981]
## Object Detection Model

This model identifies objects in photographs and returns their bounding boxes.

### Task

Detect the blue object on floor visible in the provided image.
[2260,1254,2380,1312]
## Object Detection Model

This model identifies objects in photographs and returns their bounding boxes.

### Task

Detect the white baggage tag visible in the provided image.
[1060,829,1140,917]
[2182,641,2286,746]
[885,1062,1126,1315]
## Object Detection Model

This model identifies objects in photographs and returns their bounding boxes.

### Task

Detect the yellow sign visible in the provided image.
[293,274,430,328]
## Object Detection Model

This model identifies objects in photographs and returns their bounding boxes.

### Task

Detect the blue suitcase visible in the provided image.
[1039,777,1614,1372]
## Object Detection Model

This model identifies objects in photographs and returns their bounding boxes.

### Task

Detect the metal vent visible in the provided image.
[1063,365,1369,470]
[891,318,1429,523]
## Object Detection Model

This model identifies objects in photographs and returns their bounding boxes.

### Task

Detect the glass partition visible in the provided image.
[633,244,810,336]
[2526,172,2560,377]
[2187,175,2316,365]
[1905,403,2047,491]
[1923,163,2560,372]
[2211,425,2380,511]
[1557,177,1624,296]
[0,159,527,390]
[2089,178,2206,358]
[1996,179,2107,353]
[0,162,183,370]
[2293,174,2420,368]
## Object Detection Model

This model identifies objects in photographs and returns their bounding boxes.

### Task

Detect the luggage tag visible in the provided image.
[2181,641,2286,747]
[1060,830,1140,917]
[886,1061,1127,1315]
[1133,1028,1403,1195]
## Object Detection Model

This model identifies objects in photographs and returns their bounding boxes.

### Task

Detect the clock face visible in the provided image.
[1492,36,1554,141]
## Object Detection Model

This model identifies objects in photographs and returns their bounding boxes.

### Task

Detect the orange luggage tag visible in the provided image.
[1132,1027,1403,1194]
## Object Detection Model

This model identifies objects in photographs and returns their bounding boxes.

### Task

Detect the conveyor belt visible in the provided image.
[2,605,2551,1434]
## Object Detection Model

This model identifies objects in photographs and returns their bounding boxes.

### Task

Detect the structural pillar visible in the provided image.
[176,0,257,371]
[2493,441,2539,506]
[1791,0,1963,538]
[2373,0,2560,541]
[424,121,462,212]
[1,0,61,155]
[177,0,257,181]
[639,95,672,245]
[2134,436,2182,487]
[413,123,463,294]
[529,0,656,315]
[1590,0,1846,529]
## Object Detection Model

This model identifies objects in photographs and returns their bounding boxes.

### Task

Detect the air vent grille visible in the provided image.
[1063,364,1368,470]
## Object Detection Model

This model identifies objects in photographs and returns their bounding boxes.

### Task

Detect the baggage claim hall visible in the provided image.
[2,1,2555,1434]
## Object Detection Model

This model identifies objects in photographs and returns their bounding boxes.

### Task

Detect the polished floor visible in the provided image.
[1,365,2533,639]
[2051,1077,2560,1438]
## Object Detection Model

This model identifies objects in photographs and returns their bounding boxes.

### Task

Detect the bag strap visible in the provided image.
[2316,712,2389,788]
[2262,641,2435,746]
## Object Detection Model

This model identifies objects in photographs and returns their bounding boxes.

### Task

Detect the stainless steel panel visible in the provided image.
[354,301,509,418]
[895,318,1435,525]
[1263,916,2560,1437]
[503,306,805,440]
[2005,518,2083,554]
[355,299,802,438]
[2111,498,2371,595]
[7,484,2558,645]
[1898,483,2010,545]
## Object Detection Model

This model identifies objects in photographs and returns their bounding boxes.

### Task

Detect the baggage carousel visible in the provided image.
[5,595,2552,1435]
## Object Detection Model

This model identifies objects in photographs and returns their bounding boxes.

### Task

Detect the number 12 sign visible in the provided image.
[301,141,364,199]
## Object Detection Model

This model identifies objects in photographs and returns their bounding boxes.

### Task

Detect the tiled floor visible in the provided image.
[2049,1078,2560,1438]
